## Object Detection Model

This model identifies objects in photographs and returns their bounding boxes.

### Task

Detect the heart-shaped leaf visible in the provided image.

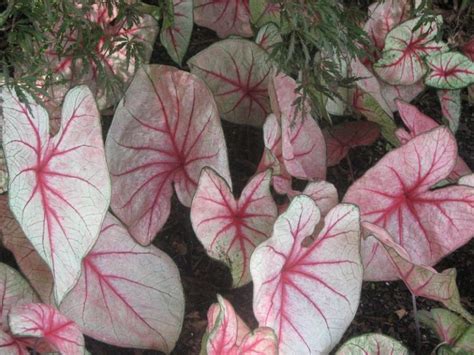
[160,0,193,65]
[0,329,28,355]
[268,73,327,180]
[418,308,470,345]
[363,222,473,322]
[9,303,84,355]
[425,52,474,89]
[191,169,277,287]
[374,16,448,85]
[194,0,253,38]
[106,65,230,245]
[438,89,461,133]
[251,196,362,354]
[2,86,111,304]
[324,121,380,167]
[188,39,272,126]
[255,23,281,51]
[0,263,39,331]
[395,100,471,180]
[336,333,408,355]
[344,127,474,280]
[203,295,277,355]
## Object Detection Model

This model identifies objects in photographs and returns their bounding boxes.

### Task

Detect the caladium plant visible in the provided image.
[202,295,278,355]
[1,197,185,353]
[9,303,85,355]
[191,168,277,288]
[106,65,230,245]
[250,195,363,354]
[188,39,272,126]
[374,16,448,86]
[344,127,474,280]
[193,0,253,39]
[2,85,111,304]
[336,333,409,355]
[437,89,462,133]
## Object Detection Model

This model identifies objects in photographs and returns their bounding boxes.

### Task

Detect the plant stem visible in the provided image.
[412,293,421,354]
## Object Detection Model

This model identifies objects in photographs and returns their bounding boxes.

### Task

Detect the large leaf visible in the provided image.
[395,100,471,180]
[2,86,111,304]
[194,0,253,38]
[188,39,272,126]
[59,213,185,352]
[203,295,277,355]
[374,16,448,85]
[0,195,54,303]
[0,263,38,331]
[268,73,327,180]
[2,203,185,352]
[106,65,230,245]
[343,127,474,281]
[324,121,380,167]
[191,169,277,287]
[0,329,28,355]
[9,304,84,355]
[425,52,474,89]
[363,0,411,51]
[160,0,193,66]
[250,196,362,354]
[336,333,408,355]
[363,222,473,322]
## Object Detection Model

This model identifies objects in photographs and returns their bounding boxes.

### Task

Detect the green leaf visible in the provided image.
[336,333,409,354]
[426,52,474,89]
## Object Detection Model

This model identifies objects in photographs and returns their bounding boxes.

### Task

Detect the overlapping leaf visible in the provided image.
[188,39,272,126]
[418,308,470,345]
[324,121,380,166]
[160,0,193,65]
[9,304,84,355]
[336,333,408,355]
[363,222,473,322]
[251,196,362,354]
[425,52,474,89]
[191,169,277,287]
[249,0,280,28]
[2,203,185,353]
[0,330,28,355]
[344,127,474,280]
[106,65,230,245]
[395,100,471,180]
[380,80,425,112]
[374,16,448,85]
[268,73,327,180]
[2,86,111,304]
[0,263,39,330]
[194,0,253,38]
[203,295,277,355]
[255,23,282,51]
[286,181,339,217]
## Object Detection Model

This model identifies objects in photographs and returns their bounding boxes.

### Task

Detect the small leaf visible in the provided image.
[255,23,282,51]
[160,0,193,65]
[9,303,84,355]
[188,39,272,126]
[425,52,474,89]
[251,196,362,354]
[438,89,461,133]
[106,65,230,245]
[323,121,380,166]
[2,86,111,304]
[336,333,408,354]
[249,0,280,28]
[191,169,277,287]
[418,308,469,345]
[344,127,474,280]
[194,0,253,38]
[374,16,448,85]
